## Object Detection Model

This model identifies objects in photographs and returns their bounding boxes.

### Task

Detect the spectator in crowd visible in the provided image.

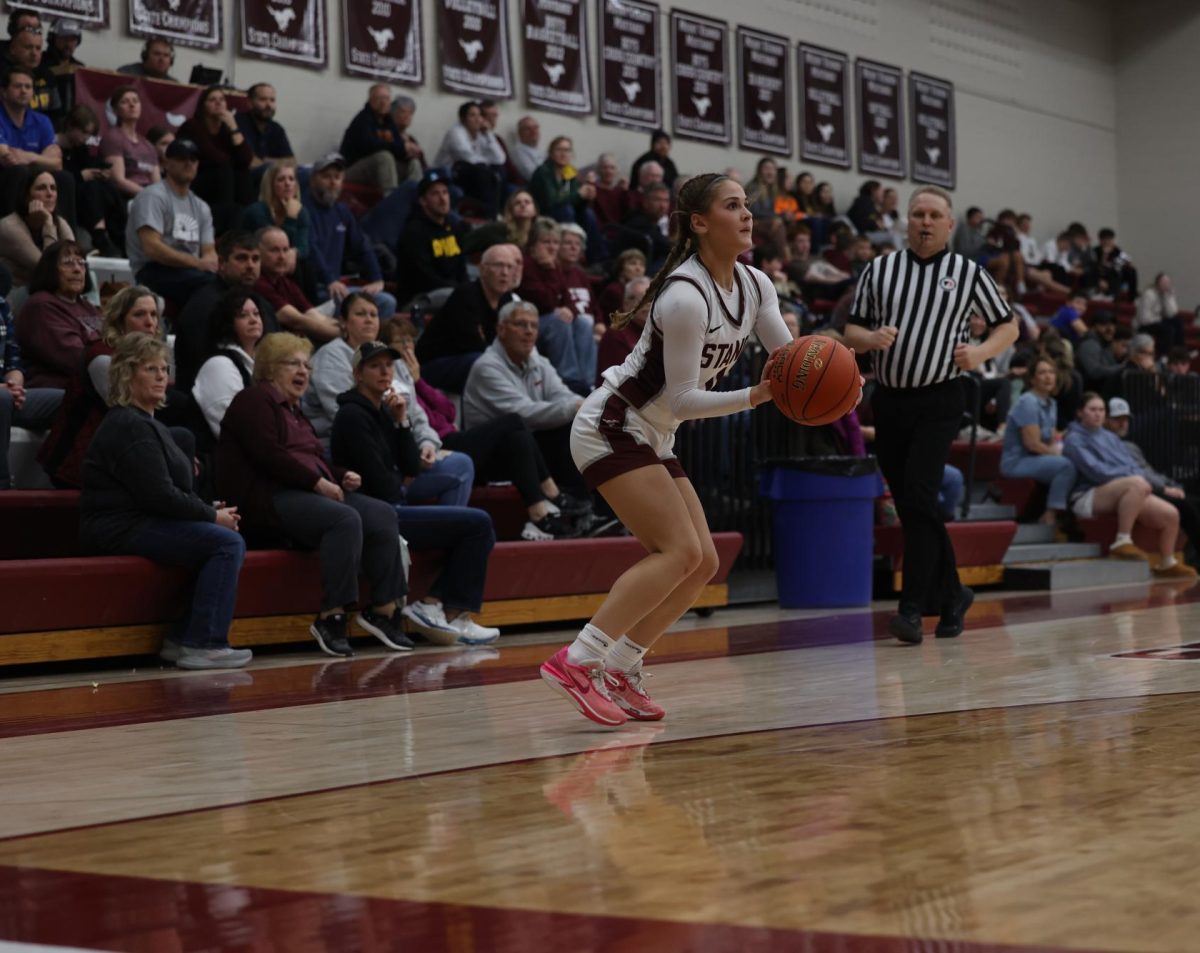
[744,158,787,241]
[518,217,596,395]
[235,83,293,172]
[305,292,475,507]
[4,20,59,119]
[382,315,580,540]
[239,158,310,258]
[100,87,159,200]
[56,104,121,257]
[147,125,173,163]
[952,206,987,260]
[462,188,536,255]
[596,275,650,384]
[591,152,628,228]
[792,171,817,213]
[0,66,63,193]
[254,225,340,342]
[330,341,499,646]
[480,99,523,186]
[1075,311,1124,394]
[192,290,261,440]
[81,333,250,669]
[528,136,598,230]
[0,167,72,286]
[556,222,595,319]
[1121,333,1163,400]
[416,242,521,392]
[596,248,646,323]
[786,223,850,298]
[629,129,677,190]
[999,355,1076,527]
[118,38,178,82]
[1105,396,1200,573]
[1015,212,1043,265]
[1066,224,1101,292]
[44,18,81,128]
[811,181,837,217]
[179,86,253,234]
[617,181,671,271]
[1050,293,1090,346]
[511,115,541,183]
[395,167,469,306]
[1166,346,1194,378]
[38,285,158,488]
[339,83,412,193]
[0,290,59,489]
[1095,228,1136,299]
[433,100,505,218]
[217,331,408,658]
[1063,392,1192,575]
[14,239,100,388]
[847,180,883,235]
[463,299,584,494]
[125,138,217,307]
[389,95,424,183]
[879,187,905,238]
[302,151,396,319]
[624,159,663,219]
[174,231,277,390]
[1136,272,1186,353]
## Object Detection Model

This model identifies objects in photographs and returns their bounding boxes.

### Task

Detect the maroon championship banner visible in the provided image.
[598,0,660,132]
[523,0,591,115]
[855,58,905,178]
[669,10,729,145]
[797,43,850,169]
[239,0,327,70]
[437,0,513,98]
[4,0,107,28]
[909,71,955,188]
[342,0,423,85]
[73,67,247,135]
[129,0,220,48]
[736,26,790,157]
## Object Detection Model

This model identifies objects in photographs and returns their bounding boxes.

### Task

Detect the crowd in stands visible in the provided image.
[2,5,1198,667]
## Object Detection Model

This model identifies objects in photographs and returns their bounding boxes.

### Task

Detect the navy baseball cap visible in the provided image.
[352,341,401,370]
[417,167,451,196]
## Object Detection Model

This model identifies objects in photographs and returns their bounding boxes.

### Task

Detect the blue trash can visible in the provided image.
[760,457,881,609]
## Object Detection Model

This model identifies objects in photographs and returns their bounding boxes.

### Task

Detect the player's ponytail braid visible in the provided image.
[611,172,729,329]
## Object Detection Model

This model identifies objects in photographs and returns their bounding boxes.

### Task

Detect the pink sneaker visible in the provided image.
[539,646,628,727]
[604,668,665,721]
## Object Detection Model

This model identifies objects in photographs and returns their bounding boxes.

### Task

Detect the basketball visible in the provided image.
[767,335,861,426]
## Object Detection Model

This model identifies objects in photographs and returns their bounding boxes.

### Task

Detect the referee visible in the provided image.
[844,186,1018,644]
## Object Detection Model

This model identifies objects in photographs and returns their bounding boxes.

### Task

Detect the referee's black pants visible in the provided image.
[873,379,965,616]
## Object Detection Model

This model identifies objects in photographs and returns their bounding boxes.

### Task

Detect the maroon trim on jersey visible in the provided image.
[581,393,686,491]
[695,257,747,330]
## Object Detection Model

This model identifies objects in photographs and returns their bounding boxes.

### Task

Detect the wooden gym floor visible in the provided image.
[2,581,1200,952]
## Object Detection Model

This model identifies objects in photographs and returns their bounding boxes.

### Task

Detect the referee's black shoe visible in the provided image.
[888,610,924,644]
[936,587,975,639]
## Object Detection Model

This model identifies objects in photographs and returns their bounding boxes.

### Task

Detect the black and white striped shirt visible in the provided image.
[849,247,1011,389]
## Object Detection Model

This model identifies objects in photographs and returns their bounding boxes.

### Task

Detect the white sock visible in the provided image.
[1160,554,1178,569]
[1113,533,1134,548]
[566,623,613,666]
[605,635,648,674]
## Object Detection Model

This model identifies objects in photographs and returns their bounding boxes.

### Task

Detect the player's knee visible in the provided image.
[695,545,720,583]
[668,538,705,579]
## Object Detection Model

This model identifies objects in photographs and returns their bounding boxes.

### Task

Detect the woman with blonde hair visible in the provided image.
[463,189,538,255]
[81,332,249,669]
[239,157,311,258]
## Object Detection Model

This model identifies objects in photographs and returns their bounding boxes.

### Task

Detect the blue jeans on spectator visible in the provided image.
[0,386,63,488]
[1000,453,1077,512]
[538,311,596,395]
[119,518,246,648]
[395,504,495,612]
[405,450,474,506]
[939,464,964,521]
[136,263,215,311]
[422,352,482,394]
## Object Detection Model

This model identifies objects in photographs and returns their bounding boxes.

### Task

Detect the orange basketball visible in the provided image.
[767,336,861,426]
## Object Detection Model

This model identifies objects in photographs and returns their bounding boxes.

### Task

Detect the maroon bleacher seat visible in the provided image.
[874,520,1016,567]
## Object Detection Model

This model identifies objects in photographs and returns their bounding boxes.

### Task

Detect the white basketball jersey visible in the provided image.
[601,255,767,434]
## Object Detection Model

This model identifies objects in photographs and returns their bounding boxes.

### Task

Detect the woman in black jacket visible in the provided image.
[80,333,249,670]
[331,341,499,646]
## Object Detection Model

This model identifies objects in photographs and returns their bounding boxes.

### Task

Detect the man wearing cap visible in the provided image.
[45,19,81,116]
[395,169,469,306]
[340,83,411,194]
[302,151,396,319]
[1105,396,1200,573]
[1075,311,1124,393]
[125,137,217,307]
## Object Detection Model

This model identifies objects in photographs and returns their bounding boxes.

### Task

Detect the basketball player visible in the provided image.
[539,173,796,727]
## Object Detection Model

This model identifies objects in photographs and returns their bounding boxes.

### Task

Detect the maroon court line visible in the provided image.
[1,582,1196,741]
[0,864,1123,953]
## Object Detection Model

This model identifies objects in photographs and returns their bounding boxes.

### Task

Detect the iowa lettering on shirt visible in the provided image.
[432,235,462,258]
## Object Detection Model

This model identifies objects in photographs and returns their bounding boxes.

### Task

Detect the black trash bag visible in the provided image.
[759,455,878,477]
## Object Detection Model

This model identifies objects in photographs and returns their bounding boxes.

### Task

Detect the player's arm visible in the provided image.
[751,270,796,353]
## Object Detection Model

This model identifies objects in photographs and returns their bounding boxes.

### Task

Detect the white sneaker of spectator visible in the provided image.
[400,600,460,645]
[445,615,500,646]
[521,520,554,541]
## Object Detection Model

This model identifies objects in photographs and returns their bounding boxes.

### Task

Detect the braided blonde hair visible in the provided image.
[611,172,730,329]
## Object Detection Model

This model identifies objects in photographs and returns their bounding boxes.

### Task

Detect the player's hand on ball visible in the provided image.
[953,343,982,371]
[872,326,898,350]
